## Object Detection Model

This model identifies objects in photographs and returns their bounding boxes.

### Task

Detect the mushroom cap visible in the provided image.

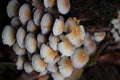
[16,27,26,48]
[44,0,55,8]
[111,19,119,25]
[39,75,49,80]
[71,48,89,68]
[7,0,20,18]
[58,57,73,77]
[52,71,65,80]
[27,20,37,32]
[19,3,31,24]
[58,38,74,57]
[25,33,37,53]
[11,17,21,29]
[40,44,60,64]
[32,54,47,72]
[16,56,25,70]
[52,18,64,36]
[13,43,26,56]
[33,9,43,26]
[49,34,59,51]
[93,32,106,42]
[57,0,70,14]
[40,13,53,34]
[2,25,16,47]
[24,61,33,73]
[47,64,57,73]
[32,0,43,9]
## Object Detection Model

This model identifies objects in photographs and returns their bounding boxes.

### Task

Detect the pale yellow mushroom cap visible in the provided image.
[2,25,16,47]
[52,71,65,80]
[47,64,57,73]
[93,32,106,42]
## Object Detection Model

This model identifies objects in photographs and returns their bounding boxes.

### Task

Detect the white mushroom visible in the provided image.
[93,32,106,42]
[111,19,119,25]
[40,13,53,34]
[49,34,59,51]
[52,71,65,80]
[57,0,70,14]
[2,25,16,47]
[47,64,57,73]
[32,54,47,73]
[7,0,20,18]
[58,57,73,77]
[58,38,74,57]
[40,44,60,64]
[11,17,21,29]
[19,3,31,24]
[24,61,33,73]
[27,20,37,32]
[44,0,55,8]
[13,43,26,56]
[33,9,43,26]
[16,27,26,48]
[25,33,37,53]
[16,56,25,70]
[71,48,89,68]
[52,17,64,36]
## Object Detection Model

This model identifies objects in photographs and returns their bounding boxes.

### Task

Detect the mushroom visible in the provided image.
[7,0,20,18]
[93,32,106,42]
[58,57,73,77]
[33,9,43,26]
[47,64,57,73]
[39,75,49,80]
[32,0,43,9]
[112,31,120,42]
[2,25,16,47]
[16,56,25,70]
[11,17,21,29]
[49,34,59,51]
[27,20,37,32]
[71,48,89,68]
[52,17,64,36]
[111,19,119,25]
[24,61,33,73]
[40,44,60,64]
[44,0,55,8]
[16,27,26,48]
[57,0,70,14]
[32,54,47,73]
[52,71,65,80]
[40,13,53,34]
[58,37,74,57]
[19,3,31,24]
[25,33,37,53]
[13,43,26,56]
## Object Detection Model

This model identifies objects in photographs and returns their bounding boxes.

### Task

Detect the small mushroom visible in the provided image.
[11,17,21,29]
[27,20,37,32]
[40,44,60,64]
[2,25,16,47]
[19,3,31,24]
[40,13,53,34]
[33,9,43,26]
[58,38,74,57]
[57,0,70,14]
[71,48,89,68]
[49,34,59,51]
[44,0,55,8]
[32,54,47,73]
[58,57,73,77]
[39,75,49,80]
[52,17,64,36]
[16,56,25,70]
[24,61,33,73]
[13,43,26,56]
[32,0,43,9]
[16,27,26,48]
[25,33,37,53]
[93,32,106,42]
[47,64,57,73]
[52,71,65,80]
[7,0,20,18]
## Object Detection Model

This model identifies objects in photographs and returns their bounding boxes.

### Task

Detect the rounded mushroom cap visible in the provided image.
[71,48,89,68]
[25,33,37,53]
[16,56,25,70]
[52,18,64,36]
[32,54,47,72]
[52,71,65,80]
[40,13,53,34]
[16,27,26,48]
[93,32,106,42]
[40,44,60,64]
[47,64,57,73]
[24,61,33,73]
[19,3,31,24]
[39,75,49,80]
[57,0,70,14]
[58,57,73,77]
[44,0,55,8]
[7,0,20,18]
[11,17,21,29]
[13,43,26,56]
[32,0,43,9]
[27,20,37,32]
[2,25,16,47]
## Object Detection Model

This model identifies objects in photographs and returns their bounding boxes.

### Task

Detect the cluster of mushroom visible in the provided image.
[111,10,120,42]
[2,0,106,80]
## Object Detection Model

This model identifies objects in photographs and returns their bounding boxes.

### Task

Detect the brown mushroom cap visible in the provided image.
[11,17,21,29]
